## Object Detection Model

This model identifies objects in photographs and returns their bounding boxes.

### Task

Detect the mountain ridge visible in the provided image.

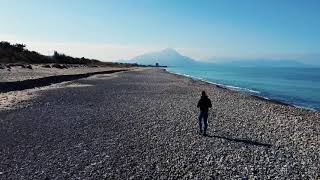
[130,48,314,67]
[130,48,198,67]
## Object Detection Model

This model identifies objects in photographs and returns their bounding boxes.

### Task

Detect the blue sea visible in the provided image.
[166,66,320,111]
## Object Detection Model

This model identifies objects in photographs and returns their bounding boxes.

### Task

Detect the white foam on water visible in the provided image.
[166,69,260,94]
[293,105,317,111]
[166,68,319,112]
[224,85,261,94]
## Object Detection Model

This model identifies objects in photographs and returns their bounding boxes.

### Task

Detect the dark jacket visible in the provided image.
[197,96,212,112]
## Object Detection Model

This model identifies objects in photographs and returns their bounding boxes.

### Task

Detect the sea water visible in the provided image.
[166,65,320,111]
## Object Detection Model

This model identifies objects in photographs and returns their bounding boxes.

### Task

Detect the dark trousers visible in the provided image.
[198,111,208,134]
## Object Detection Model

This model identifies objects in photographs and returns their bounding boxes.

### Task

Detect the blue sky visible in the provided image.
[0,0,319,63]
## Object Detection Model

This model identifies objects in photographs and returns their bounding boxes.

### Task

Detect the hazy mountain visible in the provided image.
[130,48,314,67]
[131,48,197,67]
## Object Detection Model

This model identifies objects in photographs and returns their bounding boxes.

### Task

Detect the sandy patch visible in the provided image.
[0,68,127,111]
[0,88,40,111]
[88,73,120,80]
[63,82,94,88]
[131,67,154,72]
[0,81,93,111]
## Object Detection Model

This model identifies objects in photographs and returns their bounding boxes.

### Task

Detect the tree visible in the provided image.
[14,43,26,52]
[0,41,11,49]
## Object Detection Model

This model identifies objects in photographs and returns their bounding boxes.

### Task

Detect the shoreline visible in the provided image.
[0,65,317,112]
[164,68,318,112]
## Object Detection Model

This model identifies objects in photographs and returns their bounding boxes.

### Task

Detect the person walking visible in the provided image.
[197,91,212,136]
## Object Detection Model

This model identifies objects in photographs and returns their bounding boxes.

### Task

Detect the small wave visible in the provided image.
[225,85,261,94]
[166,68,319,112]
[166,69,260,94]
[293,105,317,111]
[198,80,260,94]
[180,73,191,77]
[167,70,203,80]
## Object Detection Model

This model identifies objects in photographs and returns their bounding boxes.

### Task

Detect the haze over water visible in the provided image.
[167,65,320,111]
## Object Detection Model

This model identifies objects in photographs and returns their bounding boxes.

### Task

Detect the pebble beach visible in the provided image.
[0,68,319,179]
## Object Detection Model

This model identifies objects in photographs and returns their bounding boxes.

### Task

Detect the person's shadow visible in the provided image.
[207,112,272,147]
[206,134,272,147]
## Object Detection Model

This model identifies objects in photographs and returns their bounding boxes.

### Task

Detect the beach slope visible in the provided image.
[0,68,319,179]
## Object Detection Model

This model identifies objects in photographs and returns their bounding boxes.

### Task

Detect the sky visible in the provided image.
[0,0,320,64]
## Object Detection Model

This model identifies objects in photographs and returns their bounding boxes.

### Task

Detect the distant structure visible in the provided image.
[155,62,159,67]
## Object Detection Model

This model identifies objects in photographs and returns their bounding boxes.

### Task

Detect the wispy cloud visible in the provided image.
[0,34,163,61]
[0,34,224,61]
[28,41,162,61]
[1,34,319,64]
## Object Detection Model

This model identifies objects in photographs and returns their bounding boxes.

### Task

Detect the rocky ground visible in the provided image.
[0,68,319,179]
